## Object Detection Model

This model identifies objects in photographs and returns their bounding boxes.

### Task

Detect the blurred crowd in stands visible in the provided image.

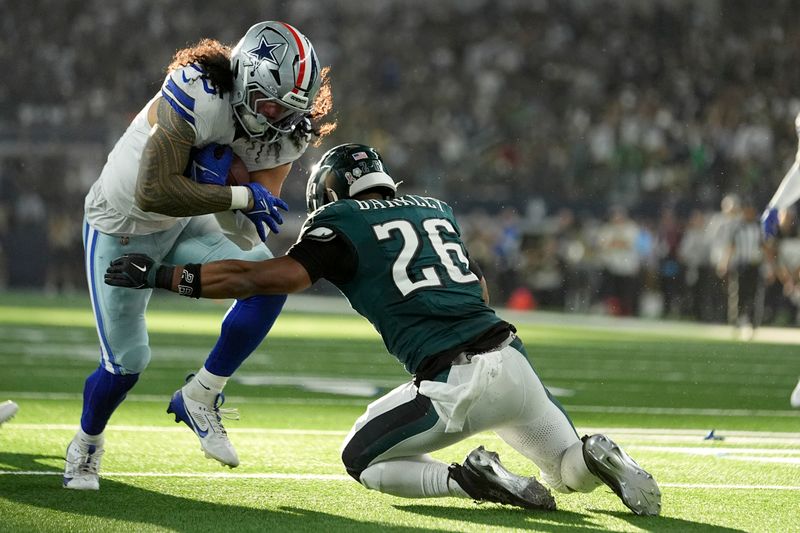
[2,0,800,327]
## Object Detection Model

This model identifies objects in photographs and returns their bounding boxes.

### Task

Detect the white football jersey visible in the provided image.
[85,64,308,235]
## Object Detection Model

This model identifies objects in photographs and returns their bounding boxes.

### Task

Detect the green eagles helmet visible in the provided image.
[306,143,398,213]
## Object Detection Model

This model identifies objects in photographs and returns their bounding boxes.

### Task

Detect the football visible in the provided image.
[227,153,251,186]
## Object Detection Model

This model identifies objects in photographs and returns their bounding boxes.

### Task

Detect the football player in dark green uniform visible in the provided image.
[105,143,661,515]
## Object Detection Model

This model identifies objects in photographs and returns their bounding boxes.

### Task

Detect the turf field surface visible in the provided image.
[0,292,798,532]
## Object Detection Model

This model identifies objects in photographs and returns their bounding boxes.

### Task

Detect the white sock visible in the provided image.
[183,366,229,403]
[76,428,104,446]
[446,470,470,498]
[360,457,469,498]
[560,440,603,493]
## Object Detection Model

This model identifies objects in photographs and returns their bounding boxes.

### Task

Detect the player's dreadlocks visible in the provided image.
[168,39,233,96]
[308,66,336,146]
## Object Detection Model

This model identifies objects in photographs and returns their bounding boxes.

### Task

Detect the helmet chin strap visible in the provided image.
[239,112,281,143]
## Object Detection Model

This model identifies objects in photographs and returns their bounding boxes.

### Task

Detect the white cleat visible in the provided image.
[582,434,661,516]
[167,389,239,467]
[0,400,19,425]
[63,436,104,490]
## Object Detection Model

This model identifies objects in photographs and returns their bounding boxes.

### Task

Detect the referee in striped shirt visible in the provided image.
[717,205,765,338]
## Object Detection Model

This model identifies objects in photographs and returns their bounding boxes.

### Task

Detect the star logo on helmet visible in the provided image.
[248,37,285,67]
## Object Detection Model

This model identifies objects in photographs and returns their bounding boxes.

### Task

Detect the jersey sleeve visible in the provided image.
[287,206,357,283]
[160,65,231,145]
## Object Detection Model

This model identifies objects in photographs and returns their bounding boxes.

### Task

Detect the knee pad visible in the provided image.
[115,344,151,375]
[559,440,603,493]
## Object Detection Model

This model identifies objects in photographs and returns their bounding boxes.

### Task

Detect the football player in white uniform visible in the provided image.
[760,111,800,408]
[64,21,333,490]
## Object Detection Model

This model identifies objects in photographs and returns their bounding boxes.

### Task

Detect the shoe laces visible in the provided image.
[213,392,240,421]
[184,374,240,422]
[68,443,104,476]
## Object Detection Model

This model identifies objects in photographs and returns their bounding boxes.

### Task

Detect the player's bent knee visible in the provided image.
[341,439,370,482]
[341,452,362,481]
[116,344,152,375]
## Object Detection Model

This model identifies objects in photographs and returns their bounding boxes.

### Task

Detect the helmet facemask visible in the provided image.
[235,88,305,141]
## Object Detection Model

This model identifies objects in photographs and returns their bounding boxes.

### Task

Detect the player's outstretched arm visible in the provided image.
[104,253,312,300]
[135,98,239,217]
[193,256,312,299]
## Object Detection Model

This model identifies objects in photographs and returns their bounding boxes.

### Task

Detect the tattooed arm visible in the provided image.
[134,98,249,216]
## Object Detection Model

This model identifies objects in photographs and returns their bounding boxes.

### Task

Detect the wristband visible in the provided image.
[154,265,176,290]
[230,186,251,210]
[176,263,202,299]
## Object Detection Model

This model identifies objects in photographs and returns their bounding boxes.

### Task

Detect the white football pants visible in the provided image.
[342,339,600,497]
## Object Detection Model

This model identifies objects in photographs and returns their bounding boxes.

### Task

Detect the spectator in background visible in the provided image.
[523,234,564,309]
[678,209,709,321]
[556,209,595,313]
[46,210,81,294]
[9,1,800,328]
[655,207,684,318]
[597,206,641,316]
[492,208,523,306]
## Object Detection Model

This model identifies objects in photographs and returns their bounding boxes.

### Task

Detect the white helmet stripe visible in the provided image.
[280,21,313,94]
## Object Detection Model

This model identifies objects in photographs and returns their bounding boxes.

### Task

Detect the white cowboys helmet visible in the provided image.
[230,21,321,141]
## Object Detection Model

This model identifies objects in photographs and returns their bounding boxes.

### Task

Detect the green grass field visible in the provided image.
[0,292,798,532]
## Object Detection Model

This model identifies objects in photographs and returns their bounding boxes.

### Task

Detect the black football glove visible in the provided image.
[105,253,158,289]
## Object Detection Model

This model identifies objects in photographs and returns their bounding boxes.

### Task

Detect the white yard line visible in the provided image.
[660,482,800,491]
[3,391,799,417]
[635,446,800,455]
[568,405,800,417]
[0,391,366,406]
[9,423,347,435]
[2,470,799,490]
[7,423,798,438]
[8,423,800,449]
[0,471,351,480]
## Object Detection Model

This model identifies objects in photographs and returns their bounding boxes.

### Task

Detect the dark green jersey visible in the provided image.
[289,194,504,374]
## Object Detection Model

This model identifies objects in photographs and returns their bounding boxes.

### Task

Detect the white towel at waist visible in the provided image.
[215,210,263,251]
[418,350,503,433]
